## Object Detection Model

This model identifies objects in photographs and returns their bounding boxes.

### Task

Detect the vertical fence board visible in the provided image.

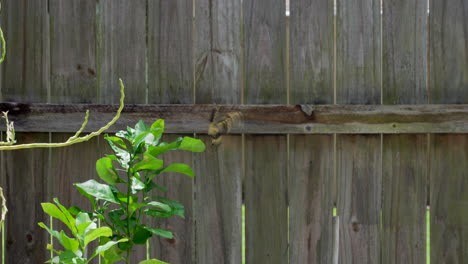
[244,1,287,263]
[382,135,427,264]
[245,135,288,264]
[289,135,333,264]
[244,0,286,104]
[193,135,242,264]
[194,0,241,104]
[97,0,146,104]
[1,133,49,264]
[290,0,333,104]
[336,0,381,263]
[430,0,468,103]
[381,1,428,263]
[430,2,468,263]
[382,0,427,104]
[49,0,96,103]
[147,1,194,262]
[194,1,242,262]
[150,135,194,264]
[430,135,468,263]
[336,0,381,104]
[148,0,193,104]
[0,0,49,102]
[337,135,381,264]
[289,0,334,262]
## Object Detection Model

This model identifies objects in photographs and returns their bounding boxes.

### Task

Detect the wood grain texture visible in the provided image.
[336,0,381,104]
[0,0,49,102]
[1,133,49,264]
[193,135,242,264]
[290,0,333,104]
[148,0,193,104]
[382,135,427,264]
[382,0,427,104]
[49,0,97,103]
[194,0,241,104]
[149,135,194,264]
[430,0,468,103]
[430,135,468,264]
[245,135,288,264]
[97,0,147,104]
[243,0,286,104]
[289,135,334,264]
[337,135,381,264]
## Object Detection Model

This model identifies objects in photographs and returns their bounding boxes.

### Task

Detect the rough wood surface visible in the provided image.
[430,135,468,263]
[430,0,468,103]
[49,0,97,103]
[1,133,49,264]
[289,135,334,264]
[290,0,333,104]
[0,0,49,103]
[382,135,427,264]
[337,135,381,264]
[243,0,286,104]
[193,135,242,264]
[382,0,427,104]
[336,0,381,104]
[97,0,146,104]
[148,0,193,104]
[1,103,467,134]
[245,135,288,264]
[194,0,241,104]
[150,135,194,264]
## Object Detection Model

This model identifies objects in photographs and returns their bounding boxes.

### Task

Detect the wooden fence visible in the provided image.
[0,0,467,263]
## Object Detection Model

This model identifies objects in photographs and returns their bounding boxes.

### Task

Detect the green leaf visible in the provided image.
[147,138,182,157]
[53,198,78,234]
[60,231,80,252]
[147,201,171,212]
[158,198,185,218]
[108,209,126,234]
[133,225,152,244]
[38,222,61,242]
[41,203,75,233]
[84,227,113,247]
[129,203,147,216]
[105,137,131,168]
[92,239,128,257]
[131,177,146,194]
[179,137,206,152]
[105,136,127,150]
[139,259,169,264]
[74,180,118,204]
[96,157,121,184]
[150,119,165,131]
[134,153,164,172]
[142,226,173,239]
[161,163,194,178]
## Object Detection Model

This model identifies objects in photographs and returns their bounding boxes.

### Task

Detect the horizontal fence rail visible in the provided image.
[1,103,467,134]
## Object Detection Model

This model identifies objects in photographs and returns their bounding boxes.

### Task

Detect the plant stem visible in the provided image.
[126,154,133,263]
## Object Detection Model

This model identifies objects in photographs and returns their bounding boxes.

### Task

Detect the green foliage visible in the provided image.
[40,119,205,264]
[39,199,128,264]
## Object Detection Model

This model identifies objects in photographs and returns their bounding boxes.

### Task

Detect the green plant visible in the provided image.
[42,119,205,264]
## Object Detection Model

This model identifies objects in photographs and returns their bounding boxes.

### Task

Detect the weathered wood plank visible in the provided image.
[0,0,49,102]
[2,103,467,134]
[97,0,146,104]
[49,0,97,103]
[148,0,193,104]
[193,135,242,264]
[382,135,427,264]
[1,133,49,264]
[337,135,381,264]
[430,0,468,103]
[245,135,288,264]
[336,0,381,104]
[430,135,468,263]
[149,135,194,264]
[289,135,334,264]
[290,0,333,104]
[194,0,241,104]
[382,0,427,104]
[243,0,286,104]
